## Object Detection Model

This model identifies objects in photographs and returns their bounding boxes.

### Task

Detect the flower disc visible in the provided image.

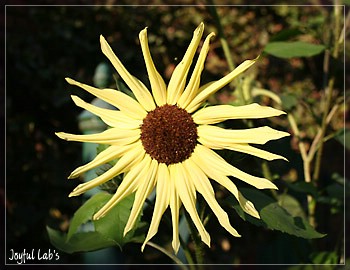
[140,104,198,165]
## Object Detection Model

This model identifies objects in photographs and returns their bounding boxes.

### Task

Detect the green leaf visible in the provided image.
[93,193,141,248]
[67,192,112,241]
[231,188,326,239]
[286,181,318,198]
[277,194,307,220]
[280,93,298,110]
[310,251,339,264]
[264,41,325,58]
[48,192,144,254]
[334,128,350,150]
[47,226,116,254]
[269,28,303,42]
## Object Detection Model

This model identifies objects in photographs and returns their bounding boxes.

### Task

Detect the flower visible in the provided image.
[56,23,289,253]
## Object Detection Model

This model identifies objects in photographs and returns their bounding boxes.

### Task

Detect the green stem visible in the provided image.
[184,210,205,268]
[207,1,235,71]
[313,3,341,181]
[207,1,248,106]
[180,236,196,268]
[146,241,187,270]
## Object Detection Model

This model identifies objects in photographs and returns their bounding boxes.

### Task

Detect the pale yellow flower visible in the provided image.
[56,23,289,253]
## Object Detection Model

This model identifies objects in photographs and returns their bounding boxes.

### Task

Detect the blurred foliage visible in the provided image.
[5,1,348,268]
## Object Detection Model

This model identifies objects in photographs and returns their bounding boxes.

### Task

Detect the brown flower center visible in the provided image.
[140,104,198,165]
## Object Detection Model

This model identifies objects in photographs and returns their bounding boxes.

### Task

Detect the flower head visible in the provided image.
[56,23,289,253]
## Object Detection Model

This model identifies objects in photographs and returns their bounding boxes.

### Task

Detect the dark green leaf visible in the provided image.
[67,192,112,241]
[334,128,350,150]
[264,41,325,58]
[286,181,318,198]
[47,226,116,254]
[277,194,306,219]
[280,93,298,110]
[94,193,141,248]
[310,251,339,264]
[269,28,303,42]
[231,188,326,239]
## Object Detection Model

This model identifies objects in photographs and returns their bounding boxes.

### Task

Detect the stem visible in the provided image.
[146,241,187,270]
[184,210,205,268]
[207,1,235,71]
[180,236,196,268]
[313,3,341,181]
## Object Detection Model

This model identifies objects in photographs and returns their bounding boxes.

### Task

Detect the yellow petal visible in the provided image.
[139,28,167,106]
[124,159,158,236]
[71,95,142,129]
[100,35,156,111]
[190,149,260,218]
[214,175,260,219]
[178,32,215,109]
[184,159,241,237]
[142,163,170,251]
[169,164,181,253]
[93,154,151,220]
[68,144,133,179]
[55,127,140,145]
[167,23,204,105]
[65,77,147,120]
[198,125,290,146]
[69,142,145,197]
[173,163,211,247]
[226,144,288,161]
[193,145,278,190]
[186,57,258,113]
[193,103,286,125]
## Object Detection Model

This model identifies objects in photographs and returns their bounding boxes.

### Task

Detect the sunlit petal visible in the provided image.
[186,57,258,113]
[178,32,215,109]
[226,144,288,161]
[69,143,145,197]
[71,95,142,129]
[193,103,286,125]
[169,164,181,253]
[193,145,278,190]
[93,155,152,220]
[139,28,167,106]
[142,163,171,251]
[198,125,290,146]
[184,159,241,237]
[65,77,147,119]
[100,35,156,111]
[124,159,158,236]
[173,163,211,247]
[55,127,140,145]
[68,143,134,179]
[167,22,204,105]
